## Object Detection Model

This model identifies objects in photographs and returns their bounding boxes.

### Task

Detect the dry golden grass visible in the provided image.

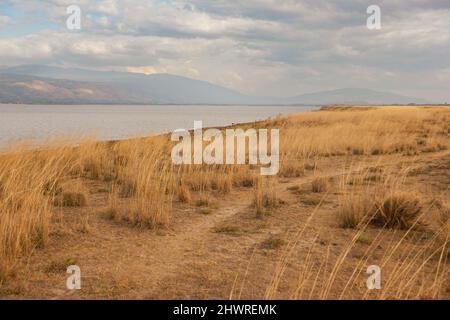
[0,106,449,299]
[253,177,280,217]
[336,168,424,230]
[337,193,374,229]
[373,192,422,230]
[311,177,330,193]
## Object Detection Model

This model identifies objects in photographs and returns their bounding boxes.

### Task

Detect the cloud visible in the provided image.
[0,0,449,101]
[0,15,13,25]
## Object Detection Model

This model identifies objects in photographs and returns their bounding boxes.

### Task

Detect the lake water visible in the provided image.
[0,104,318,148]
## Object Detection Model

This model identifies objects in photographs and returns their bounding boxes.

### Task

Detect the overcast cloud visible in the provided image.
[0,0,449,101]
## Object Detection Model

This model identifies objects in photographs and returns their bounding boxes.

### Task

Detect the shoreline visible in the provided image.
[0,105,319,152]
[0,104,447,153]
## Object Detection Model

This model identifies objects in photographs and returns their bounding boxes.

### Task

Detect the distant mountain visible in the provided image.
[0,65,429,105]
[0,74,149,104]
[0,65,259,105]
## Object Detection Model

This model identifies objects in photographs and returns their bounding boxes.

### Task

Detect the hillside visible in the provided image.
[0,65,429,105]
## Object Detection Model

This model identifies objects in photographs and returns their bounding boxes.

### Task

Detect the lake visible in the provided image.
[0,104,318,148]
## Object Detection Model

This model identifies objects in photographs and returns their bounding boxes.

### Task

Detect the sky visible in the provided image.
[0,0,449,102]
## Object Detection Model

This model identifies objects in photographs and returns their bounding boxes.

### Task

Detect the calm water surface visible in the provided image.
[0,104,318,148]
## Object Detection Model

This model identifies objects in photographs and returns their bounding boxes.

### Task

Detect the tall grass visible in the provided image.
[0,146,69,279]
[262,160,449,299]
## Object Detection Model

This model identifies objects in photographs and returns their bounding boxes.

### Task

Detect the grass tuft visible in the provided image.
[54,192,88,207]
[372,192,422,230]
[311,177,329,193]
[260,236,285,250]
[45,258,78,273]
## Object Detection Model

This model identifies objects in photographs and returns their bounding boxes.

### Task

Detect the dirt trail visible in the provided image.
[106,155,409,298]
[43,191,253,299]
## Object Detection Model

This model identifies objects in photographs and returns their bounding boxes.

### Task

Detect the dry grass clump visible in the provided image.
[279,162,303,178]
[260,235,285,250]
[118,181,137,198]
[45,258,78,273]
[355,234,373,245]
[232,168,257,188]
[287,185,305,196]
[53,180,89,207]
[177,185,192,203]
[253,178,280,217]
[304,161,318,171]
[372,192,422,230]
[211,173,233,193]
[54,192,88,207]
[337,166,423,231]
[195,193,215,207]
[300,197,321,206]
[199,208,213,215]
[42,180,63,197]
[214,223,241,235]
[431,199,450,224]
[311,177,330,193]
[337,193,374,229]
[107,196,171,228]
[335,161,424,231]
